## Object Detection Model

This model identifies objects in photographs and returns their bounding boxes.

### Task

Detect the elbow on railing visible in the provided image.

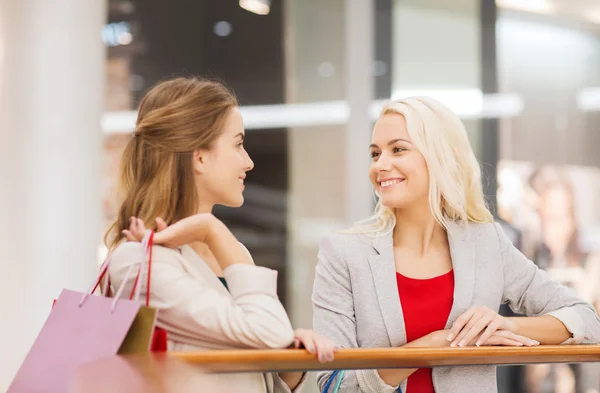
[239,318,295,349]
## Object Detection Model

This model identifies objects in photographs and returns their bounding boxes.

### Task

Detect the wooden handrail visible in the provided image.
[171,345,600,373]
[70,354,230,393]
[71,347,600,391]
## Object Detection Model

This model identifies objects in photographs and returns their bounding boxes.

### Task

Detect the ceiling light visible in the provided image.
[496,0,555,15]
[239,0,270,15]
[214,21,233,37]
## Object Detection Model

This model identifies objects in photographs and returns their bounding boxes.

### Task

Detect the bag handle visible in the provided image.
[88,256,110,296]
[78,259,136,313]
[79,254,113,306]
[110,264,136,312]
[323,370,401,393]
[129,230,154,306]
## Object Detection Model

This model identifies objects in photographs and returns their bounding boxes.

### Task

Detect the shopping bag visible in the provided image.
[322,370,402,393]
[8,263,140,393]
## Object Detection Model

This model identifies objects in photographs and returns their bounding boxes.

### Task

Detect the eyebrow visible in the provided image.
[234,132,245,140]
[369,138,411,149]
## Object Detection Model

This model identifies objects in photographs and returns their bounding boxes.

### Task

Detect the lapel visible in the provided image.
[368,231,406,347]
[367,221,477,346]
[444,220,476,328]
[179,245,231,297]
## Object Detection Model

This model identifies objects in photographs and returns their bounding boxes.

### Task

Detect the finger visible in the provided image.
[122,230,137,242]
[131,216,140,232]
[494,330,539,346]
[294,330,316,354]
[313,336,333,363]
[448,307,476,342]
[130,218,145,241]
[457,314,492,347]
[458,309,500,347]
[313,336,335,362]
[129,217,136,231]
[476,318,502,346]
[130,217,141,238]
[451,309,487,346]
[156,217,168,232]
[136,218,146,235]
[484,336,524,347]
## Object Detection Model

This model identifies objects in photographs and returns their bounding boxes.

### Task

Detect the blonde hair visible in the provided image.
[104,77,238,250]
[350,96,493,235]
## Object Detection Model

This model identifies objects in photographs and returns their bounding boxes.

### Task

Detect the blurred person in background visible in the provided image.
[312,97,600,393]
[104,76,335,393]
[524,166,600,393]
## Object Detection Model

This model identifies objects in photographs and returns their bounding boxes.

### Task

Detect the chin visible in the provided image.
[223,196,244,208]
[380,195,410,210]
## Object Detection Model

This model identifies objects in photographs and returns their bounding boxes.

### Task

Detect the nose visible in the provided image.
[244,149,254,172]
[374,151,391,172]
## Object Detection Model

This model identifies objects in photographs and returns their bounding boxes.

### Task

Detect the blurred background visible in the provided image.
[1,0,600,392]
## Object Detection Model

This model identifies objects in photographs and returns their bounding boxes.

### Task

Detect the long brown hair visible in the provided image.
[104,77,238,250]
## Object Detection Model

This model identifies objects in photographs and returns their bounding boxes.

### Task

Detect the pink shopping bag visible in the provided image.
[8,262,141,393]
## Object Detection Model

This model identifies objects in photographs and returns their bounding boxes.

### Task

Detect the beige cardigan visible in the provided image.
[109,241,306,393]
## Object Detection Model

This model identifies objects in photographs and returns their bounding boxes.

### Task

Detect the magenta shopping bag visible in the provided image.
[8,262,141,393]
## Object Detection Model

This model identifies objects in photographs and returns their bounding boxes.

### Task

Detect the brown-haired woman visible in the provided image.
[104,77,335,393]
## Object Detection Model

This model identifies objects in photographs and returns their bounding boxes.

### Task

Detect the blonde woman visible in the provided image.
[105,77,335,393]
[311,97,600,393]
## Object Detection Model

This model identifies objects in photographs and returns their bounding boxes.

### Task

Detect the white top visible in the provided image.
[109,241,305,393]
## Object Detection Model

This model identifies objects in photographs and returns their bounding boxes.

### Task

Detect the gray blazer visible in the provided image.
[312,221,600,393]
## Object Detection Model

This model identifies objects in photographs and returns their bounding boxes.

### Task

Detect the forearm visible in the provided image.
[508,315,571,344]
[376,368,418,388]
[376,331,447,387]
[278,372,304,391]
[206,219,254,268]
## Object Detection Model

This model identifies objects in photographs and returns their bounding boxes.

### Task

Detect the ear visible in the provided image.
[192,149,208,174]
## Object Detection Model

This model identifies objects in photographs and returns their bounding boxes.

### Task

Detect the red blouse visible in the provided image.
[396,270,455,393]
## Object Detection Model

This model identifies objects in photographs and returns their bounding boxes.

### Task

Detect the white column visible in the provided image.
[0,0,106,389]
[345,0,375,225]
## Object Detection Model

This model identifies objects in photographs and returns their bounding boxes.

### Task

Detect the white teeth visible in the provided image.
[238,179,244,184]
[380,179,402,187]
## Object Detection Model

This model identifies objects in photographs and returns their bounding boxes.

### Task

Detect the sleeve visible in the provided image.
[312,236,399,393]
[109,244,295,349]
[265,372,309,393]
[496,222,600,344]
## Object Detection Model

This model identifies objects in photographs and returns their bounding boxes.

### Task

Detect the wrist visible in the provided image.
[202,214,223,244]
[426,330,451,348]
[505,317,520,334]
[405,330,449,348]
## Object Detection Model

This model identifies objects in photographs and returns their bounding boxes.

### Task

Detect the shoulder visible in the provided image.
[319,231,373,256]
[449,220,502,242]
[110,241,184,269]
[466,220,516,248]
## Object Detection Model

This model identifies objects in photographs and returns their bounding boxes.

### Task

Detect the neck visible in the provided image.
[196,201,214,215]
[393,204,446,256]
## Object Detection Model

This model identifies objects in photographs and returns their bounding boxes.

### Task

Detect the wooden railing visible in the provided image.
[71,346,600,392]
[70,354,221,393]
[172,345,600,373]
